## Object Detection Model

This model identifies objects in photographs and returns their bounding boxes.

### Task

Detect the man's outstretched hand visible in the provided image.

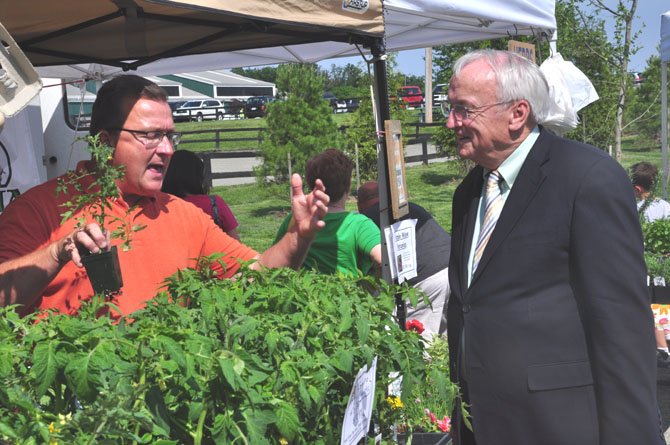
[290,173,329,239]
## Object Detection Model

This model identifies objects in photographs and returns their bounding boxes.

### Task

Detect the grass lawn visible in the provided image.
[214,160,463,252]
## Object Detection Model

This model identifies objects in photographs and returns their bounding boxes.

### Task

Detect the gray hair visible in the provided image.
[452,49,551,125]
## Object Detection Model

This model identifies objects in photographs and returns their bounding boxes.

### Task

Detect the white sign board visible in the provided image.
[383,219,418,283]
[341,357,377,445]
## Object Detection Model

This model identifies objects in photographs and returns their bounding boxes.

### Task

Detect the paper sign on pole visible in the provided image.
[341,357,377,445]
[384,120,408,220]
[383,219,418,283]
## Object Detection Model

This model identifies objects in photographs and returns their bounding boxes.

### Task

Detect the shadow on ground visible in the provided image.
[420,171,460,186]
[251,206,288,219]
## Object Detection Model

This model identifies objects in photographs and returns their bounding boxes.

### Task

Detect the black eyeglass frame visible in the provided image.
[441,100,512,122]
[110,128,181,148]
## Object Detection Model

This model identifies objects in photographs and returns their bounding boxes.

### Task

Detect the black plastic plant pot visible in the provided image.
[397,432,451,445]
[81,245,123,295]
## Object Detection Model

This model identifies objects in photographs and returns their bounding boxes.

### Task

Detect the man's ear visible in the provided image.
[98,130,114,147]
[508,99,531,131]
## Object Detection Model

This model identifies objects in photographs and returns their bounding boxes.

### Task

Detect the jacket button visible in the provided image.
[462,304,471,313]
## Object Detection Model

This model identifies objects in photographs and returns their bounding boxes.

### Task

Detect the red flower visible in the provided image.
[437,416,451,432]
[406,319,425,334]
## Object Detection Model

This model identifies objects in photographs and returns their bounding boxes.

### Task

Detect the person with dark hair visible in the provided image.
[631,161,670,222]
[445,50,661,444]
[162,150,239,240]
[273,149,381,275]
[0,74,329,316]
[357,181,450,338]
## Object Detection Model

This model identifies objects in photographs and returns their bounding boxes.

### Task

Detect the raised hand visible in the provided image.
[290,173,329,239]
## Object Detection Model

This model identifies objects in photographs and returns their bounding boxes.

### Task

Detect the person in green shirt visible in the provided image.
[274,149,381,275]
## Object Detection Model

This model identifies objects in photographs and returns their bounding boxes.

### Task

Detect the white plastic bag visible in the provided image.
[539,53,599,135]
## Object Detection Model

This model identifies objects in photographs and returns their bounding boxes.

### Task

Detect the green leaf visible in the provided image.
[218,353,245,391]
[0,421,18,440]
[355,317,370,343]
[273,399,301,440]
[330,348,354,373]
[298,380,312,411]
[64,343,110,402]
[242,408,275,444]
[31,341,59,397]
[265,330,280,355]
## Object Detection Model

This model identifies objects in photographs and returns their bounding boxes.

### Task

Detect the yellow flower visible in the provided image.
[279,438,289,445]
[48,421,60,444]
[386,395,404,409]
[58,413,72,425]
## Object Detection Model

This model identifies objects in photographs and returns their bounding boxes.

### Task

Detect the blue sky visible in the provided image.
[318,2,668,77]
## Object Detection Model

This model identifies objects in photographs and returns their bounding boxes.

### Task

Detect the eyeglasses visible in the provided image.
[441,100,511,122]
[113,128,181,148]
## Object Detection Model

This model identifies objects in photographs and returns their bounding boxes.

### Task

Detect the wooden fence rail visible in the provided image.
[183,122,446,186]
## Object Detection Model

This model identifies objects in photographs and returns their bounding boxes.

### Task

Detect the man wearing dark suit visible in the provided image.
[446,49,662,445]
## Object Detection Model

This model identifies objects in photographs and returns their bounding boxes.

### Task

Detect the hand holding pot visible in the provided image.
[56,223,111,268]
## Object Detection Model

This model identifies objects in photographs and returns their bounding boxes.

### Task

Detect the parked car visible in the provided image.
[222,99,245,119]
[399,85,423,109]
[244,96,274,118]
[323,92,347,113]
[169,100,186,112]
[630,71,645,86]
[172,99,226,122]
[343,98,360,113]
[432,83,448,103]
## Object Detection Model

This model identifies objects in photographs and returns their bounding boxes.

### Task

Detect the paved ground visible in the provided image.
[210,142,444,187]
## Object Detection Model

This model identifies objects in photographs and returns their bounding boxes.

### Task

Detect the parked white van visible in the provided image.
[172,99,226,122]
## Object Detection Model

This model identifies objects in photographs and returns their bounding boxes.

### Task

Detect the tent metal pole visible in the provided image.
[371,39,406,329]
[371,39,392,284]
[663,61,668,199]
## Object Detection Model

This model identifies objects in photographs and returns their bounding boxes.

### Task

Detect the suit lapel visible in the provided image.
[468,130,552,288]
[450,167,484,302]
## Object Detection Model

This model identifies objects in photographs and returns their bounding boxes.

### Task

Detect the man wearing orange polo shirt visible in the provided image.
[0,75,329,316]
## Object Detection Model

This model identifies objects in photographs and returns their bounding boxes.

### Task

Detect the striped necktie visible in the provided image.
[472,170,503,276]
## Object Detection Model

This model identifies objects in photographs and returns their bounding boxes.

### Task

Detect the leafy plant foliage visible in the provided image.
[643,218,670,283]
[56,134,144,251]
[0,264,445,444]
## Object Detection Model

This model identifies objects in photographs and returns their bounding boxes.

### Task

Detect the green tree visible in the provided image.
[231,66,278,84]
[324,63,368,99]
[625,55,662,147]
[573,0,641,159]
[555,0,618,150]
[258,63,342,182]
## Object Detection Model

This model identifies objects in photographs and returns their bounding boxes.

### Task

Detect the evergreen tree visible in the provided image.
[258,63,342,183]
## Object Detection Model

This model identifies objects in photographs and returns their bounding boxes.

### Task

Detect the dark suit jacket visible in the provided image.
[447,129,662,445]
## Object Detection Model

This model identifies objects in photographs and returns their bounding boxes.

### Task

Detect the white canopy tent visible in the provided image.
[26,0,556,81]
[662,10,670,197]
